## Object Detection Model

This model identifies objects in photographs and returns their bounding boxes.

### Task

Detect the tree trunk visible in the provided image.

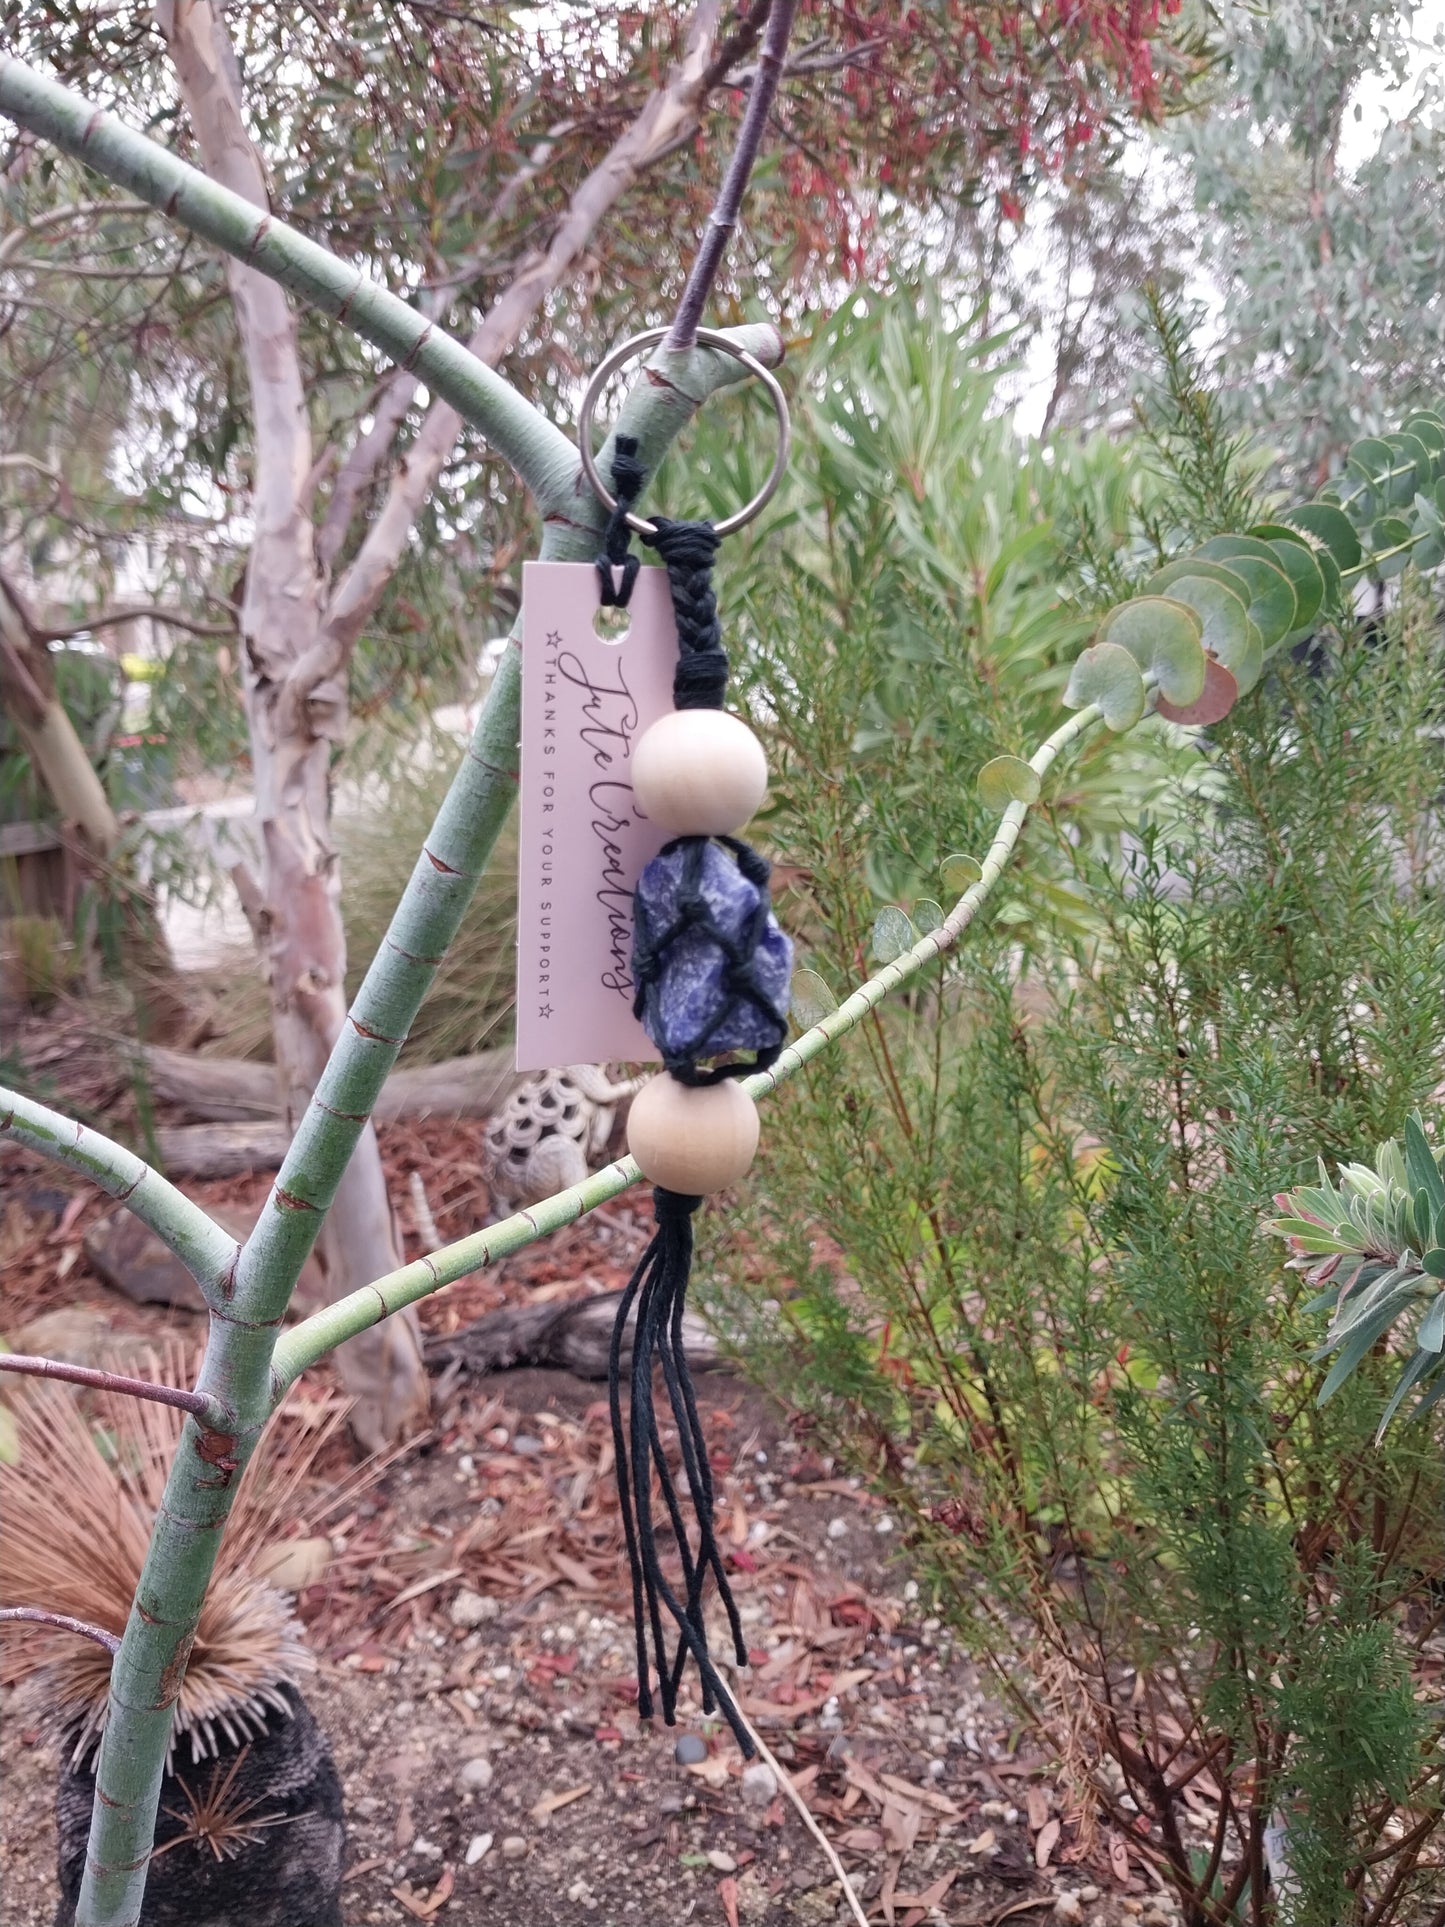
[0,576,192,1035]
[0,579,121,856]
[159,0,427,1450]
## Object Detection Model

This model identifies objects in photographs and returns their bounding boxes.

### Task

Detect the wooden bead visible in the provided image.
[631,709,768,838]
[626,1075,760,1195]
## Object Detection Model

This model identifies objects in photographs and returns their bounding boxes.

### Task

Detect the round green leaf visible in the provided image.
[977,754,1042,811]
[870,906,916,964]
[789,967,838,1030]
[1063,640,1147,730]
[1243,527,1327,629]
[912,899,945,935]
[1402,412,1445,456]
[1251,520,1339,610]
[1147,556,1252,602]
[1386,431,1433,498]
[1154,574,1263,695]
[1345,435,1397,517]
[1097,596,1206,706]
[941,853,983,893]
[1155,656,1240,727]
[1197,538,1298,649]
[1371,514,1414,580]
[1285,502,1362,573]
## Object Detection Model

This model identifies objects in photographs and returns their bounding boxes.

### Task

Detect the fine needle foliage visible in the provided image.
[706,308,1445,1924]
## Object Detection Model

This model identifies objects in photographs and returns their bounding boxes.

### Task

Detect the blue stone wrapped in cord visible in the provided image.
[632,836,792,1075]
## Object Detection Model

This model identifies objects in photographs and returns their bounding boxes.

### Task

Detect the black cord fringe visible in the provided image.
[608,1189,754,1756]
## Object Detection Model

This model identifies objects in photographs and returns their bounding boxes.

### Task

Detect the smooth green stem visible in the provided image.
[235,323,781,1328]
[270,702,1107,1388]
[0,1087,236,1300]
[0,58,578,513]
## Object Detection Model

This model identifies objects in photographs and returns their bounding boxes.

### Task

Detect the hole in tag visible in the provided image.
[593,604,630,645]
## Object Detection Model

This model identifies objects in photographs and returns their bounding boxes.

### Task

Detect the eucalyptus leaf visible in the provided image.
[1147,556,1252,602]
[871,905,916,964]
[1097,596,1206,706]
[789,967,838,1030]
[1155,657,1239,727]
[1154,575,1264,695]
[1370,515,1414,580]
[1402,412,1445,455]
[1386,431,1433,498]
[976,755,1041,811]
[1251,521,1337,610]
[912,899,945,934]
[940,853,983,893]
[1196,539,1297,649]
[1062,641,1146,730]
[1286,502,1363,572]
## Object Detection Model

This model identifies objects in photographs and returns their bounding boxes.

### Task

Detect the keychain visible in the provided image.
[577,328,793,1752]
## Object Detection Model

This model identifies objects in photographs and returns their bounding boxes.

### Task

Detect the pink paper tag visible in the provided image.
[515,560,678,1071]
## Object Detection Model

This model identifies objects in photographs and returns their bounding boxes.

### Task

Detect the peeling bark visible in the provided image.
[157,0,427,1450]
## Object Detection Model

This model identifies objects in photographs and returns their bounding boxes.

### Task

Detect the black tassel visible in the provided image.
[608,1187,754,1755]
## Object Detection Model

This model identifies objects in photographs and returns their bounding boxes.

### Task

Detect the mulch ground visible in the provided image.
[0,1013,1187,1927]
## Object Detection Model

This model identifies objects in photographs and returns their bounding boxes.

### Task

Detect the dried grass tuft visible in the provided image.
[0,1346,352,1764]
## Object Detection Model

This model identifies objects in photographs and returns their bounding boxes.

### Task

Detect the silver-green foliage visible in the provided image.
[1272,1113,1445,1431]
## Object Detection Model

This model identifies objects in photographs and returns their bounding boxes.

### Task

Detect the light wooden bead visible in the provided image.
[631,709,768,838]
[626,1075,760,1195]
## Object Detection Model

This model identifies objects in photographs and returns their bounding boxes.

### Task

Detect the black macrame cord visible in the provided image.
[595,434,795,1755]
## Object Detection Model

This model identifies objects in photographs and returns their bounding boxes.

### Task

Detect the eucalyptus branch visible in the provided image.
[270,700,1107,1389]
[0,58,578,510]
[668,0,798,351]
[0,1608,120,1654]
[36,604,234,642]
[0,1088,237,1300]
[0,1354,222,1425]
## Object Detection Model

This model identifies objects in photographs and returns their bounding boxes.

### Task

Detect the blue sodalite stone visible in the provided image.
[633,838,793,1065]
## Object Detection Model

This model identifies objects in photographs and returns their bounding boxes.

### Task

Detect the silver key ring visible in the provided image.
[576,325,791,539]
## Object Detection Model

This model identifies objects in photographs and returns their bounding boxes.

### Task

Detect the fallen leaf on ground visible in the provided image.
[1035,1817,1061,1867]
[879,1769,959,1817]
[880,1797,922,1855]
[892,1869,957,1909]
[718,1875,740,1927]
[530,1783,592,1820]
[1026,1785,1050,1831]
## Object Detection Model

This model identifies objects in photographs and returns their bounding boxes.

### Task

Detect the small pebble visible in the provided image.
[457,1755,494,1794]
[1078,1889,1101,1905]
[875,1514,895,1534]
[512,1434,543,1457]
[501,1835,527,1859]
[352,1795,379,1819]
[706,1850,737,1872]
[464,1833,493,1866]
[741,1763,777,1807]
[449,1588,501,1629]
[674,1733,708,1765]
[1054,1896,1084,1926]
[826,1517,848,1540]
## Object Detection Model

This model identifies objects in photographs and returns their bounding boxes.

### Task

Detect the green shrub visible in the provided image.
[707,310,1445,1922]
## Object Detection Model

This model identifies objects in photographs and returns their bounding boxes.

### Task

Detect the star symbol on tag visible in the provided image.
[538,1004,554,1020]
